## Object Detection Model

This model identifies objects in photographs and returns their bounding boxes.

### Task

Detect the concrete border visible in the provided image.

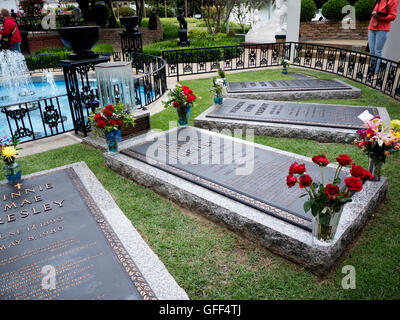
[0,162,189,300]
[194,98,391,143]
[226,79,362,101]
[104,127,388,276]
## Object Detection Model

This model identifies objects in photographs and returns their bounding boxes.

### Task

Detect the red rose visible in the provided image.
[299,174,313,188]
[105,104,114,111]
[173,101,179,108]
[345,176,363,192]
[103,108,112,117]
[289,162,306,175]
[350,163,374,180]
[94,113,102,122]
[336,154,352,166]
[116,119,123,126]
[286,174,297,188]
[312,155,330,167]
[325,184,340,198]
[97,120,106,129]
[181,86,189,91]
[108,119,116,127]
[366,128,376,137]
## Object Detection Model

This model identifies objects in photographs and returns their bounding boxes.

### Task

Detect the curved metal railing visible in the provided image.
[162,42,400,102]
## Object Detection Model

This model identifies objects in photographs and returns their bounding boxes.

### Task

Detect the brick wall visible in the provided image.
[27,33,64,53]
[300,21,369,41]
[27,27,164,53]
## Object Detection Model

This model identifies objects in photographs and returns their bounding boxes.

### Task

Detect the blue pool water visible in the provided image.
[0,80,153,142]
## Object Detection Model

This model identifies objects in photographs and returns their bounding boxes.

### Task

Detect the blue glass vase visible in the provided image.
[3,162,22,183]
[282,67,288,75]
[214,94,223,105]
[106,129,122,153]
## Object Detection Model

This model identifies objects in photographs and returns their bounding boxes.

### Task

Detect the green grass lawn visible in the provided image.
[15,67,400,299]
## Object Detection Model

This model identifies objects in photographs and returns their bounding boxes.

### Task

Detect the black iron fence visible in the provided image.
[1,52,167,143]
[0,15,79,33]
[162,42,400,102]
[0,95,72,142]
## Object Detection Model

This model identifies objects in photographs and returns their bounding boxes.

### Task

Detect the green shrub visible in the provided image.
[189,29,211,40]
[322,0,350,21]
[215,33,227,40]
[118,6,135,17]
[301,0,317,21]
[94,2,111,28]
[66,5,76,11]
[354,0,375,21]
[162,21,179,39]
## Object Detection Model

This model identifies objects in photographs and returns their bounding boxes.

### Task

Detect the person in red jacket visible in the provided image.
[0,8,22,52]
[368,0,399,77]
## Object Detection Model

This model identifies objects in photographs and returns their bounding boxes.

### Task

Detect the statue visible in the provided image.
[275,0,288,33]
[177,8,190,47]
[245,0,289,43]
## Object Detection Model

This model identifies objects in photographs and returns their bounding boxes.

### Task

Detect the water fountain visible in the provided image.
[0,50,35,104]
[42,69,58,98]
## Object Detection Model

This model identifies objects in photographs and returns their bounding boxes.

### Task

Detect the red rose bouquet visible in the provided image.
[354,112,400,181]
[163,84,197,126]
[89,102,135,152]
[286,154,372,242]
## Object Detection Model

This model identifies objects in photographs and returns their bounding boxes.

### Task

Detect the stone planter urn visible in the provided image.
[59,26,100,60]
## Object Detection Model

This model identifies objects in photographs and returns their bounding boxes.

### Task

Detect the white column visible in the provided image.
[383,2,400,62]
[286,0,301,43]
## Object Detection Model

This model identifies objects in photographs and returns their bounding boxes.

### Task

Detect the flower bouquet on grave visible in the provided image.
[0,136,22,183]
[89,102,135,153]
[210,77,227,105]
[163,84,197,127]
[281,57,290,74]
[354,111,400,181]
[216,62,227,86]
[286,154,373,244]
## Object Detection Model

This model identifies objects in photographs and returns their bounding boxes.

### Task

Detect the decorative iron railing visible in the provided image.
[0,15,79,33]
[0,94,72,142]
[162,42,400,102]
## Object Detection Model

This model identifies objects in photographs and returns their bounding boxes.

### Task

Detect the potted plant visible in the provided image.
[1,136,21,183]
[354,111,400,181]
[90,102,135,153]
[210,77,226,105]
[216,62,227,86]
[281,57,290,74]
[163,84,197,127]
[286,154,372,244]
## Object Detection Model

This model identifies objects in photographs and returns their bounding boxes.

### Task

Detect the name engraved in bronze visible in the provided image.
[0,169,156,300]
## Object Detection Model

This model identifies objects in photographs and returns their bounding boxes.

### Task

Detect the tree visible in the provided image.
[19,0,45,16]
[201,0,239,34]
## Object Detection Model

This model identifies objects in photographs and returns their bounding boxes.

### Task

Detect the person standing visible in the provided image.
[368,0,399,77]
[0,8,22,52]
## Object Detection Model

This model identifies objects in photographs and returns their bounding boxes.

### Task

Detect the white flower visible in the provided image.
[358,110,374,123]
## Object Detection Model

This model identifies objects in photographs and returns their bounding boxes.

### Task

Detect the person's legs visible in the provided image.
[368,30,377,76]
[374,31,389,73]
[10,42,21,53]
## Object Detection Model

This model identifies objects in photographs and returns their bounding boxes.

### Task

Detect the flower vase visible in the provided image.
[282,67,288,75]
[106,129,122,153]
[3,162,22,183]
[312,206,344,245]
[368,158,383,181]
[177,104,191,127]
[214,94,223,105]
